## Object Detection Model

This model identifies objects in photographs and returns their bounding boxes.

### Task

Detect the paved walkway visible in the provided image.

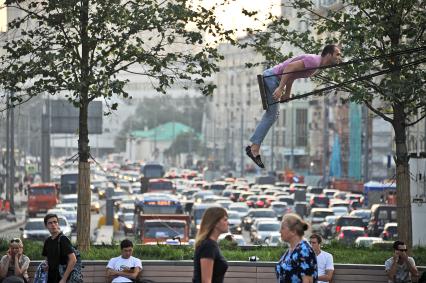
[0,192,27,235]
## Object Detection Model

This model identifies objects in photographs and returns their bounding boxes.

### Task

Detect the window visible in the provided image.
[296,109,308,146]
[378,210,388,220]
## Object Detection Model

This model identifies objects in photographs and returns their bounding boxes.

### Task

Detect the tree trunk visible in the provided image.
[77,0,91,252]
[393,104,413,251]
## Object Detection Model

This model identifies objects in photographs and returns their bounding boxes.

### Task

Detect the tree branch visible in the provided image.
[405,113,426,127]
[363,99,393,123]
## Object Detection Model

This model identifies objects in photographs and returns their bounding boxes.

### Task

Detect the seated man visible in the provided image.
[106,239,142,283]
[385,240,418,283]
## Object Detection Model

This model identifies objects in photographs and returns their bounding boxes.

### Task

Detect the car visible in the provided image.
[20,218,51,241]
[264,232,285,246]
[47,208,77,232]
[58,216,72,238]
[250,220,281,244]
[319,215,338,239]
[309,195,330,209]
[119,212,135,235]
[333,216,366,237]
[56,203,77,212]
[367,204,397,236]
[323,189,339,199]
[228,203,249,219]
[330,206,349,217]
[380,222,398,241]
[349,209,371,226]
[60,194,78,209]
[242,208,277,231]
[307,186,324,195]
[270,201,291,220]
[227,211,243,234]
[216,200,233,209]
[91,194,101,214]
[193,191,215,203]
[309,208,334,233]
[218,233,246,246]
[355,236,384,247]
[337,226,368,245]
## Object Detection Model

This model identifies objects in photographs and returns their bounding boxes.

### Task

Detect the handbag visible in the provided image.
[57,235,83,283]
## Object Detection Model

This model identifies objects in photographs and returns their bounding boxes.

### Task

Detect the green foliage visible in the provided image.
[3,239,426,265]
[0,0,235,107]
[239,0,425,123]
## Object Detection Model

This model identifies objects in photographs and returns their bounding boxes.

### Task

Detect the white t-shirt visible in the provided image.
[106,256,143,283]
[317,250,334,283]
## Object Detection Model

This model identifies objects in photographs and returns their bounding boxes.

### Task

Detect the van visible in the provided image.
[367,204,397,236]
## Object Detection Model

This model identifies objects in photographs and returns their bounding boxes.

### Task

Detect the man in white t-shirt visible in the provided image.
[106,239,142,283]
[309,234,334,283]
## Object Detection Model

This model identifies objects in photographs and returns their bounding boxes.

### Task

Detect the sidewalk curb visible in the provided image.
[0,218,26,234]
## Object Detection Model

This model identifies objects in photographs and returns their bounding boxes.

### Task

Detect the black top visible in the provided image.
[42,233,73,283]
[193,239,228,283]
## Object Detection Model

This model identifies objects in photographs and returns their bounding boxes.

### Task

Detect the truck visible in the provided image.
[134,193,189,244]
[136,214,191,244]
[27,183,59,217]
[60,170,78,195]
[140,163,165,193]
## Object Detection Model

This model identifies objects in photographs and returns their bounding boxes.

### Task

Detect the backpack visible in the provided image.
[33,262,47,283]
[58,235,84,283]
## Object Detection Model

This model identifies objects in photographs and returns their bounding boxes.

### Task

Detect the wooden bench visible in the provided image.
[26,261,425,283]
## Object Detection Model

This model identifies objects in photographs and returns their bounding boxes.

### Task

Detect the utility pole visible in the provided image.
[322,97,330,186]
[362,105,370,182]
[5,94,10,202]
[271,124,275,172]
[41,98,51,182]
[9,93,15,215]
[290,102,295,169]
[240,108,244,177]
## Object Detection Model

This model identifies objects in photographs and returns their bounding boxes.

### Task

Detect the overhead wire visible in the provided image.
[262,45,426,78]
[268,56,426,105]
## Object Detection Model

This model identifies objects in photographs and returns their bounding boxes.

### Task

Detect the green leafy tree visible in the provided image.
[0,0,233,250]
[240,0,425,249]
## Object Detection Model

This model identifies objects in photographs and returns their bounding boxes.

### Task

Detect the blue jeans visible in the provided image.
[250,68,280,145]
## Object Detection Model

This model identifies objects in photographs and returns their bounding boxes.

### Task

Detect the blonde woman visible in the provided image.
[276,213,318,283]
[0,238,30,283]
[192,207,229,283]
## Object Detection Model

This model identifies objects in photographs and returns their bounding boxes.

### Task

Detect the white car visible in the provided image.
[21,218,51,241]
[355,236,383,247]
[331,206,349,217]
[58,216,73,238]
[48,208,77,231]
[227,210,242,234]
[228,203,249,219]
[264,232,285,246]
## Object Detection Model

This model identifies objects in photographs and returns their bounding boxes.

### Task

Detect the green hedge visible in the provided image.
[1,239,425,265]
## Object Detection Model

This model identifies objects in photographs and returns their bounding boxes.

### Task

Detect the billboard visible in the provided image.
[50,100,103,134]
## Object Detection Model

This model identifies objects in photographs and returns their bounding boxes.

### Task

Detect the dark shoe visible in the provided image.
[245,146,265,169]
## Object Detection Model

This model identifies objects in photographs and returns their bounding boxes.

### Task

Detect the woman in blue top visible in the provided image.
[276,213,318,283]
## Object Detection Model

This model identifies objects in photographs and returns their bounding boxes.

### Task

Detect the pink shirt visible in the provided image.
[272,54,322,79]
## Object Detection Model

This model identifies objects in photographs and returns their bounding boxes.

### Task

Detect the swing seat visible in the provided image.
[257,74,268,111]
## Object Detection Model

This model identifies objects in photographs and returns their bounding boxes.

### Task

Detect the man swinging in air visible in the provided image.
[246,44,342,168]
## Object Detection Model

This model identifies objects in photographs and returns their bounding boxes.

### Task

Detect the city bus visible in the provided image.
[60,170,78,195]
